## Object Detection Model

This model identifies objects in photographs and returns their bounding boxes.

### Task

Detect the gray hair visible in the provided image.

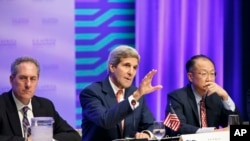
[107,45,140,72]
[11,56,40,77]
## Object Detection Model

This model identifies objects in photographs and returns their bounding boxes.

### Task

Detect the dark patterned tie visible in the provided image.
[22,106,31,137]
[200,97,207,127]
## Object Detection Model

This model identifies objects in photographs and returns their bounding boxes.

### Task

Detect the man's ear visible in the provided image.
[187,72,193,82]
[109,64,115,73]
[9,75,14,83]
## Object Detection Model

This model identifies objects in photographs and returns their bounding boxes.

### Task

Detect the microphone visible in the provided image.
[169,102,175,137]
[168,102,181,137]
[169,102,176,114]
[131,99,136,136]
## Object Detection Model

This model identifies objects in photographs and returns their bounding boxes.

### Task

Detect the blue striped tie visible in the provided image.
[22,106,31,137]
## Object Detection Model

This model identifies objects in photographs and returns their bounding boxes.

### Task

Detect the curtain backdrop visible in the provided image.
[136,0,242,121]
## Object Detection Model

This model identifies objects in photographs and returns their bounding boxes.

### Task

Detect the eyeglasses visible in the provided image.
[191,71,216,78]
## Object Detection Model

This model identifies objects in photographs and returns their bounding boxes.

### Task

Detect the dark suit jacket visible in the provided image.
[247,89,250,122]
[80,76,154,141]
[165,84,240,136]
[0,90,81,141]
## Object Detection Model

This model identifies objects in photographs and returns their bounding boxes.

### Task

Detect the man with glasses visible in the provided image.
[165,54,240,136]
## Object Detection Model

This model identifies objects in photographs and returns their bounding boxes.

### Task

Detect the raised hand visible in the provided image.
[133,69,163,100]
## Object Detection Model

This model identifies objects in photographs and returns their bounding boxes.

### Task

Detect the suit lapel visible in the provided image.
[187,85,200,124]
[31,97,46,117]
[102,77,118,109]
[5,92,23,136]
[102,77,135,138]
[102,78,123,136]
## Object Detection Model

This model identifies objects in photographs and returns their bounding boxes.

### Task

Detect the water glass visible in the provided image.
[153,121,166,140]
[228,114,240,125]
[31,117,54,141]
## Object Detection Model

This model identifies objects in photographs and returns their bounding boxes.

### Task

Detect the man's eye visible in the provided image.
[19,77,26,80]
[201,72,207,76]
[124,64,130,67]
[31,78,37,81]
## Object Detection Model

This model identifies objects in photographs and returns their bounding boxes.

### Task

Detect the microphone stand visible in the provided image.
[131,100,136,135]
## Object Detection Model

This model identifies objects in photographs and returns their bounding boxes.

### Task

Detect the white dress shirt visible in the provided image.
[12,92,33,137]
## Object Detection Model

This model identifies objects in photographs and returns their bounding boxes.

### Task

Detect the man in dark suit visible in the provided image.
[0,56,81,141]
[165,54,240,136]
[79,45,163,141]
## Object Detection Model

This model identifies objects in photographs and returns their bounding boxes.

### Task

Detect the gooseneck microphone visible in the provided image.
[169,102,175,137]
[131,99,136,136]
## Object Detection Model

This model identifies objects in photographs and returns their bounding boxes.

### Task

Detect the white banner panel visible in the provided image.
[179,131,229,141]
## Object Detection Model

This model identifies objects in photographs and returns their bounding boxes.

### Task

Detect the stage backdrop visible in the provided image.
[0,0,244,129]
[75,0,135,128]
[135,0,242,121]
[0,0,76,127]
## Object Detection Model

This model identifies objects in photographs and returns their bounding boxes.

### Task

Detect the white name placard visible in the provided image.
[179,131,229,141]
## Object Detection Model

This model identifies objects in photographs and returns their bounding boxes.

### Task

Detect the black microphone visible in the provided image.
[169,102,175,137]
[169,102,176,114]
[131,99,136,136]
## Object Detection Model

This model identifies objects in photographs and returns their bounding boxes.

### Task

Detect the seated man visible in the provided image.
[165,54,241,136]
[79,45,163,141]
[0,56,81,141]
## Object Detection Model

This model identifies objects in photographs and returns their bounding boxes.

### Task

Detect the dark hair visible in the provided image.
[11,56,40,77]
[185,54,215,72]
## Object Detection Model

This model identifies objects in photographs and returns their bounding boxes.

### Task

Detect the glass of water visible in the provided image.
[228,114,240,125]
[31,117,54,141]
[153,121,166,140]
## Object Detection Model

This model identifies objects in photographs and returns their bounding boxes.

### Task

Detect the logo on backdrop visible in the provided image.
[36,84,57,95]
[12,17,29,25]
[0,0,17,3]
[41,17,58,25]
[32,38,56,47]
[0,39,17,48]
[32,0,55,2]
[42,64,59,71]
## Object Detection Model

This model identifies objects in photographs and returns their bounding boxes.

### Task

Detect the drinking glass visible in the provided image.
[152,121,166,140]
[31,117,54,141]
[228,114,240,125]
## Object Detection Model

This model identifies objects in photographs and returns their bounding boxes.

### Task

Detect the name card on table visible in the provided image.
[112,138,147,141]
[112,136,180,141]
[179,131,229,141]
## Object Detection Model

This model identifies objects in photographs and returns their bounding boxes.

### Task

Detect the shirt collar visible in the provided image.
[191,84,203,104]
[108,76,124,95]
[12,91,32,111]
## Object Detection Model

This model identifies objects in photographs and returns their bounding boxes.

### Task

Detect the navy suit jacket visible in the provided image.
[0,90,81,141]
[165,84,240,136]
[80,76,154,141]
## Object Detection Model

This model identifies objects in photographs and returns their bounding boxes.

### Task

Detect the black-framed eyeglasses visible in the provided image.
[191,71,217,78]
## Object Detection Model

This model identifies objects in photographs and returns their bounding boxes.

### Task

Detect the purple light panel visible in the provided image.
[136,0,241,121]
